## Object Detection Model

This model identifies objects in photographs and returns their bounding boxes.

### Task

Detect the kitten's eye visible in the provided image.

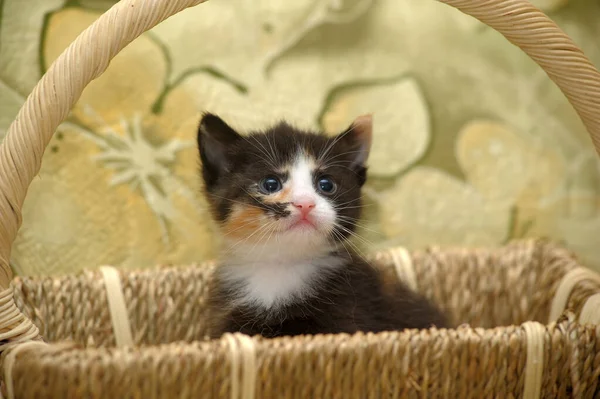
[317,177,336,194]
[260,176,282,194]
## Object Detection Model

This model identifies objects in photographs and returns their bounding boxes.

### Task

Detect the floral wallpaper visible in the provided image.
[0,0,599,276]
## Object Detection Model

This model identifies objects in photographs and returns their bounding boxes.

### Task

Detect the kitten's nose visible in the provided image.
[293,198,316,217]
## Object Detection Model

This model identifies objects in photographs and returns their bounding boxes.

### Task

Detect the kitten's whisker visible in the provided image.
[333,222,375,247]
[334,204,375,210]
[224,220,275,254]
[250,136,277,165]
[251,220,278,246]
[338,224,374,245]
[331,217,381,235]
[337,232,373,251]
[251,221,279,258]
[332,213,367,226]
[236,186,267,208]
[242,135,277,169]
[321,161,353,169]
[322,150,364,165]
[332,184,360,201]
[221,217,265,237]
[307,210,375,232]
[263,133,279,168]
[333,197,364,208]
[241,221,275,247]
[258,223,277,257]
[321,163,361,178]
[330,227,368,265]
[337,232,370,263]
[329,228,352,259]
[318,123,358,162]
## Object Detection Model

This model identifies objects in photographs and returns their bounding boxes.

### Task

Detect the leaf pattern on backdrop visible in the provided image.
[2,0,600,275]
[149,0,375,89]
[321,76,430,178]
[59,114,195,243]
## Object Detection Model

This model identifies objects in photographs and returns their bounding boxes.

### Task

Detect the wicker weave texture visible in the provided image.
[5,240,600,398]
[10,240,591,347]
[5,318,598,399]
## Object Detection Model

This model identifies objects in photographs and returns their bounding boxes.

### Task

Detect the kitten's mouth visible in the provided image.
[288,218,316,231]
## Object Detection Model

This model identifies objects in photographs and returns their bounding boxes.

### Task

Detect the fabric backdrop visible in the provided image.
[1,0,599,276]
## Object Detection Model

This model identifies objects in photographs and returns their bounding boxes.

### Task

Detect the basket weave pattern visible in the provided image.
[6,316,600,398]
[9,240,593,346]
[0,0,600,397]
[4,240,600,397]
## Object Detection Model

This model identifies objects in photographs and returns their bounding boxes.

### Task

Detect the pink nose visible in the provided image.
[293,198,315,217]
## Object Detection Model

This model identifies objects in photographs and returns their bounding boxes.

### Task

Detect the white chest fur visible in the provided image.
[219,253,344,310]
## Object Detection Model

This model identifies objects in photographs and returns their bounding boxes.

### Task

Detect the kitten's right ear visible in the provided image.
[198,113,242,186]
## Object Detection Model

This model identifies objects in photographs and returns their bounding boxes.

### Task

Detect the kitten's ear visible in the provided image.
[198,113,242,185]
[337,114,373,168]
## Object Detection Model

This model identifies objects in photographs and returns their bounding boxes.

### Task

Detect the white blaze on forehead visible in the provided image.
[289,153,317,200]
[285,152,337,229]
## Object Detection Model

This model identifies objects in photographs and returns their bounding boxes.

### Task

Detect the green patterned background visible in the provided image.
[1,0,599,276]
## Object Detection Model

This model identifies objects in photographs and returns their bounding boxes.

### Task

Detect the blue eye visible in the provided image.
[260,176,282,194]
[317,177,336,194]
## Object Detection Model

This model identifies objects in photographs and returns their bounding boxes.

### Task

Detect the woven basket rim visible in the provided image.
[11,238,599,340]
[0,321,563,350]
[2,313,593,397]
[8,237,564,280]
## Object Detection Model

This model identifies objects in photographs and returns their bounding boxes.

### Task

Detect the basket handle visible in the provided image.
[441,0,600,151]
[0,0,599,344]
[0,0,206,290]
[0,0,206,345]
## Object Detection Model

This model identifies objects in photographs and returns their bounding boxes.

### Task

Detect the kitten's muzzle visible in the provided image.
[293,197,316,218]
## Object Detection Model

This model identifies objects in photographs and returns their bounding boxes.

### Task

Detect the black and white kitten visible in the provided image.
[198,113,448,338]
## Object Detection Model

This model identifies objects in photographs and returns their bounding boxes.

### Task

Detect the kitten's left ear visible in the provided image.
[198,113,242,189]
[337,114,373,168]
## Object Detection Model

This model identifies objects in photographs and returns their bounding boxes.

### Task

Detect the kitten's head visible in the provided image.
[197,113,372,258]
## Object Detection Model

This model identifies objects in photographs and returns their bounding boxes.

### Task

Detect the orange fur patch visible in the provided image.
[222,205,265,239]
[262,186,291,204]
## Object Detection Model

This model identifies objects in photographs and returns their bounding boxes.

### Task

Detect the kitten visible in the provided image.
[198,113,448,338]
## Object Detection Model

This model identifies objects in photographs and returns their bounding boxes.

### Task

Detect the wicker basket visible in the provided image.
[1,0,600,398]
